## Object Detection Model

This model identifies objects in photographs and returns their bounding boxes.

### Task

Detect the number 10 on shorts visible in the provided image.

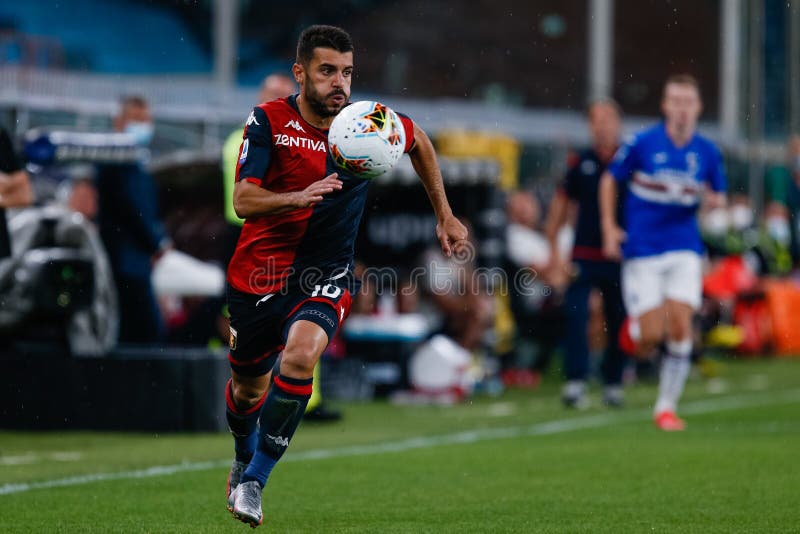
[311,284,342,299]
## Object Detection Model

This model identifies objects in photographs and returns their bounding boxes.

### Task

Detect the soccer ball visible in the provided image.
[328,100,406,179]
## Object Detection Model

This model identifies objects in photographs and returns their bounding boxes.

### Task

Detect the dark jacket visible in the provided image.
[96,163,166,279]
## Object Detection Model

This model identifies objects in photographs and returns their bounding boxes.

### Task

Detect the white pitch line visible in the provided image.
[0,455,38,466]
[1,388,799,497]
[0,451,84,467]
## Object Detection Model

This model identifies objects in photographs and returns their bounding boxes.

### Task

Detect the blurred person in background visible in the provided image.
[54,164,99,222]
[700,193,757,260]
[0,122,33,349]
[221,74,296,265]
[763,135,800,264]
[545,99,626,408]
[222,73,339,422]
[422,218,494,354]
[503,189,567,388]
[0,126,34,259]
[67,176,98,221]
[223,25,467,527]
[753,201,793,277]
[96,95,170,344]
[600,74,727,431]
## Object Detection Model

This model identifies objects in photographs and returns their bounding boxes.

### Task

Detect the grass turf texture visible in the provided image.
[1,358,799,533]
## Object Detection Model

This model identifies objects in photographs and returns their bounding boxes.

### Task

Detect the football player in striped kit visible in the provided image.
[600,74,727,431]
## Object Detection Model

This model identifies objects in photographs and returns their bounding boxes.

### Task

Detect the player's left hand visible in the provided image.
[436,215,468,257]
[704,191,727,210]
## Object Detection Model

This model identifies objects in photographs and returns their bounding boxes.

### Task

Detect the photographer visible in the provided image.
[764,135,800,265]
[0,126,34,258]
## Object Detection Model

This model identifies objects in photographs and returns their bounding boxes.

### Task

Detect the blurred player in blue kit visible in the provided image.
[223,25,467,527]
[600,74,727,431]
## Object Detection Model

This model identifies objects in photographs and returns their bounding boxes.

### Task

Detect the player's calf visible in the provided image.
[654,338,692,416]
[225,378,266,507]
[619,309,667,359]
[239,373,314,488]
[226,377,267,462]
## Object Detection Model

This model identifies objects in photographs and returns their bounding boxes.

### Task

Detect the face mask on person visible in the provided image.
[124,121,154,146]
[729,205,754,231]
[766,217,791,246]
[702,208,729,237]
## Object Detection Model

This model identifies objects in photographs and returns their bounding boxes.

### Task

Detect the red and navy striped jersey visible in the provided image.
[227,95,415,295]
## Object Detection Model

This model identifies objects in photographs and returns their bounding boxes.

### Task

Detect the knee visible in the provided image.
[231,380,266,410]
[668,322,693,343]
[665,302,694,341]
[638,323,664,352]
[281,338,322,377]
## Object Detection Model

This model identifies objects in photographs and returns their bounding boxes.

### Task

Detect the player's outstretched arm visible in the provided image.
[599,171,625,260]
[233,174,343,218]
[407,122,467,257]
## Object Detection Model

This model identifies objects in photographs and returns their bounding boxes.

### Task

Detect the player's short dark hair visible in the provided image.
[663,74,701,98]
[586,98,622,117]
[119,95,148,109]
[296,25,353,65]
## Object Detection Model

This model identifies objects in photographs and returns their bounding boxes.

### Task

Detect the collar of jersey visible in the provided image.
[287,94,330,134]
[658,121,698,150]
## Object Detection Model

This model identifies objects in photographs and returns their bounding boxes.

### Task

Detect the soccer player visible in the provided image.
[224,25,467,527]
[221,73,341,422]
[599,74,727,431]
[545,99,626,409]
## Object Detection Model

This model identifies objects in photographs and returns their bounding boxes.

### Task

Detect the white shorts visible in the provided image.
[621,250,703,318]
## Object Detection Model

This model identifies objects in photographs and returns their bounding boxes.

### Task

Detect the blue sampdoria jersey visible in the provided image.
[607,123,726,259]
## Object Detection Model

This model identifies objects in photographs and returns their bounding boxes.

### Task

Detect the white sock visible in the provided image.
[654,339,692,415]
[563,380,586,398]
[629,319,641,342]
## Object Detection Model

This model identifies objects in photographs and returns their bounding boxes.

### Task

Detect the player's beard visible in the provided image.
[304,80,348,118]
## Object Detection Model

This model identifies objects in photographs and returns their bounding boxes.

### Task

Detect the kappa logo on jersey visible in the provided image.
[284,119,305,133]
[239,138,249,164]
[246,110,260,126]
[273,134,327,152]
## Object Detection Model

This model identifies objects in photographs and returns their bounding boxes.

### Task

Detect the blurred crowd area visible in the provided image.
[2,102,800,393]
[0,0,793,129]
[1,0,800,399]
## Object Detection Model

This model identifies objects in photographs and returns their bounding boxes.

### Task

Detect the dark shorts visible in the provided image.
[226,283,352,377]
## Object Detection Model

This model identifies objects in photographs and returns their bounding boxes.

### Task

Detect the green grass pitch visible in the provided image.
[1,358,799,533]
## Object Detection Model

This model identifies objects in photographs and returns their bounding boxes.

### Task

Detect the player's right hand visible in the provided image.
[293,173,343,207]
[602,223,626,261]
